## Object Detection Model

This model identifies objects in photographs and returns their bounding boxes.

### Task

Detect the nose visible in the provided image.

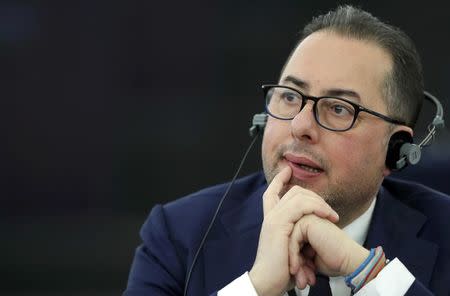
[290,100,320,142]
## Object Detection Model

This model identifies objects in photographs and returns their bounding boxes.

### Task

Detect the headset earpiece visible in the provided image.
[386,131,420,171]
[384,91,445,171]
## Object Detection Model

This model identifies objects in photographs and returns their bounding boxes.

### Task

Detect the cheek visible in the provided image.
[329,139,359,173]
[262,120,289,156]
[330,134,387,177]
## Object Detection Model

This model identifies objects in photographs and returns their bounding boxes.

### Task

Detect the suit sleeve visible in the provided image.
[404,281,435,296]
[123,205,186,296]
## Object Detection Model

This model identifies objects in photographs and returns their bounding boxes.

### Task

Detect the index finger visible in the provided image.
[263,166,292,215]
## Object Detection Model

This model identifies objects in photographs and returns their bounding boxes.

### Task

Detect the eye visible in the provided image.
[320,99,355,117]
[281,91,300,103]
[331,104,352,115]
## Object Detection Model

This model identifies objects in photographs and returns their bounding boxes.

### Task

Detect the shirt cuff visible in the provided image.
[218,272,259,296]
[355,258,415,296]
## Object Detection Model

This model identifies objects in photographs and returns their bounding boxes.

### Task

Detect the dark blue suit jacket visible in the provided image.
[124,172,450,295]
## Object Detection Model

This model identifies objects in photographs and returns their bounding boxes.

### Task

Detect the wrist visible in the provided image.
[344,246,387,293]
[345,245,371,275]
[249,267,288,296]
[249,267,269,296]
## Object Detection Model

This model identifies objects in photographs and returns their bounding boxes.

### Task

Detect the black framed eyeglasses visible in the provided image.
[262,84,406,132]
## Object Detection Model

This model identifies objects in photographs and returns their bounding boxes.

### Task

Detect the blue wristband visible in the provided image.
[344,247,386,293]
[344,248,375,288]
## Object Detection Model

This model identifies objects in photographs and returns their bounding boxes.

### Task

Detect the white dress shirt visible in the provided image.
[218,197,415,296]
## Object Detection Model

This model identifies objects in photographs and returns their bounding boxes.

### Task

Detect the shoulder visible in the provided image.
[140,171,266,245]
[383,177,450,240]
[383,176,450,213]
[164,171,266,215]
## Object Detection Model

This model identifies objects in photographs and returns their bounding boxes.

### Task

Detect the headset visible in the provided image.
[183,90,444,295]
[250,91,445,171]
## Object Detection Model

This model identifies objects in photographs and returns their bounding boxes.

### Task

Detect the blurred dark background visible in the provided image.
[1,0,449,295]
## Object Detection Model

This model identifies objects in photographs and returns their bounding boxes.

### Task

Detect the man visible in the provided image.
[124,5,450,295]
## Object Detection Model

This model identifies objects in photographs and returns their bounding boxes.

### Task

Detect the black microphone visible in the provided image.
[249,113,268,137]
[183,120,263,296]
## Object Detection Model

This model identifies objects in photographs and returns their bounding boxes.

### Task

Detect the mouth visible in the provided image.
[292,163,323,173]
[283,153,324,180]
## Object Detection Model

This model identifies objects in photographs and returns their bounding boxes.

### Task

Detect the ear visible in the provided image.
[383,125,414,176]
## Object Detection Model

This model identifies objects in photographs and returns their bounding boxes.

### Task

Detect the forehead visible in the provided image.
[281,31,392,109]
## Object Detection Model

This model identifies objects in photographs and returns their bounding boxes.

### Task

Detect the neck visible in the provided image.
[337,196,376,228]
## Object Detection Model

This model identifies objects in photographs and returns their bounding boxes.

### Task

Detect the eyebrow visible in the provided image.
[282,75,361,102]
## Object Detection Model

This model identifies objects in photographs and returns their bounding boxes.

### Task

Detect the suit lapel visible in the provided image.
[364,185,438,287]
[202,185,266,294]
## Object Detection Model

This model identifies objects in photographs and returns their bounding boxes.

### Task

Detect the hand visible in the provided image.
[289,214,370,286]
[249,167,340,296]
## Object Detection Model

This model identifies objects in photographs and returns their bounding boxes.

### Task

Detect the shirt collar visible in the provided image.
[342,197,377,246]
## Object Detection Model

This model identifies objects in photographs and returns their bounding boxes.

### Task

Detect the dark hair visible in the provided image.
[288,5,424,127]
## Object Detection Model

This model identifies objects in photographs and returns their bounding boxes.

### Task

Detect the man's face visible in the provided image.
[262,31,397,225]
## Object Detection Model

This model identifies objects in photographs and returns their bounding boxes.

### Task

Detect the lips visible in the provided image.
[284,153,324,180]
